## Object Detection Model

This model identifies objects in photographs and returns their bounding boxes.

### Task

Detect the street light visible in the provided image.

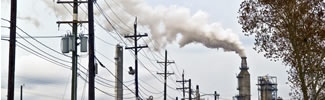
[128,66,135,75]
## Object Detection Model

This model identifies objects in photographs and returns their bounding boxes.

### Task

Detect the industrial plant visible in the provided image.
[257,75,279,100]
[232,57,283,100]
[2,0,292,100]
[235,57,251,100]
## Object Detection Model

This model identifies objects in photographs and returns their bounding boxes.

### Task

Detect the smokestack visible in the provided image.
[241,57,248,69]
[237,57,250,100]
[115,44,123,100]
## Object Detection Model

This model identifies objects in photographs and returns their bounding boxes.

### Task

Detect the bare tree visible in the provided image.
[238,0,325,99]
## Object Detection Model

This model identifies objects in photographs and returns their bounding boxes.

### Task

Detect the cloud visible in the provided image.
[15,55,70,88]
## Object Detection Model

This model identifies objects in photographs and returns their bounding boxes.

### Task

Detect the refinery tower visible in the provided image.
[236,57,251,100]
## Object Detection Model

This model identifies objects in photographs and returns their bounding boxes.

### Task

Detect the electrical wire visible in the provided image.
[96,1,132,33]
[94,56,139,98]
[16,32,71,63]
[138,83,163,94]
[102,0,133,30]
[95,36,115,46]
[1,21,135,99]
[94,2,129,45]
[15,40,71,69]
[4,1,186,98]
[90,5,170,98]
[1,18,71,58]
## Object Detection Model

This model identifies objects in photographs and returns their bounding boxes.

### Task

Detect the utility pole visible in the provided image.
[125,17,148,100]
[189,79,192,100]
[88,0,95,99]
[177,78,192,100]
[176,70,186,99]
[57,1,88,100]
[157,50,175,100]
[8,0,17,99]
[214,91,220,100]
[20,84,23,100]
[196,85,200,100]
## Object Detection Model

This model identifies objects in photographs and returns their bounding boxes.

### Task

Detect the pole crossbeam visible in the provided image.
[57,1,88,3]
[176,72,193,100]
[124,17,148,100]
[156,50,175,100]
[56,1,89,100]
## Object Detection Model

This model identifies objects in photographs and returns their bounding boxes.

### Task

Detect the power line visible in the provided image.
[95,36,115,46]
[78,4,184,92]
[138,83,164,94]
[15,40,71,69]
[1,18,71,58]
[16,32,71,63]
[1,35,63,38]
[95,2,130,44]
[102,0,133,31]
[96,0,132,33]
[94,56,138,98]
[3,35,128,100]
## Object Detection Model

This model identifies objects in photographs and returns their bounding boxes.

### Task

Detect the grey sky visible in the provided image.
[1,0,290,100]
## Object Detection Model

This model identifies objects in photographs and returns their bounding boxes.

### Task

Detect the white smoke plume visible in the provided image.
[118,0,246,56]
[18,16,40,28]
[42,0,70,20]
[40,0,246,56]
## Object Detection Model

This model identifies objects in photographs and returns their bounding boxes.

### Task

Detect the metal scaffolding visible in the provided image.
[257,75,278,100]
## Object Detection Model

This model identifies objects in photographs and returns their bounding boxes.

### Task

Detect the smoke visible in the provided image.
[39,0,246,56]
[18,16,40,28]
[118,0,246,56]
[42,0,70,20]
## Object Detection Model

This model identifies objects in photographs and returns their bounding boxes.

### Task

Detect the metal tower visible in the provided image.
[257,75,278,100]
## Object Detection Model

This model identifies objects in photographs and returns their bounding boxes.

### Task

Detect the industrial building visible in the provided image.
[235,57,251,100]
[257,75,278,100]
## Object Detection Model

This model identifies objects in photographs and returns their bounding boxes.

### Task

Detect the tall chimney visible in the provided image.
[241,57,248,69]
[236,57,251,100]
[115,44,123,100]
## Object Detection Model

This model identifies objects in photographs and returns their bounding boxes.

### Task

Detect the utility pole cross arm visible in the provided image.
[124,33,148,38]
[57,1,88,3]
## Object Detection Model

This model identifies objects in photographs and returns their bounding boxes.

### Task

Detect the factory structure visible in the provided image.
[257,75,278,100]
[235,57,251,100]
[234,57,281,100]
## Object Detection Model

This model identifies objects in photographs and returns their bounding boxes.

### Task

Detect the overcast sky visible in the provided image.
[1,0,291,100]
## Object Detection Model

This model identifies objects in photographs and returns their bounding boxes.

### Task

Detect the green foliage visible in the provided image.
[238,0,325,99]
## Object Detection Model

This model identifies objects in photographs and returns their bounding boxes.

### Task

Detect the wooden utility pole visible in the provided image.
[176,70,186,99]
[8,0,17,99]
[177,77,192,100]
[125,17,148,100]
[20,85,23,100]
[214,91,220,100]
[189,79,192,100]
[157,50,175,100]
[88,0,95,99]
[56,1,88,100]
[195,85,200,100]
